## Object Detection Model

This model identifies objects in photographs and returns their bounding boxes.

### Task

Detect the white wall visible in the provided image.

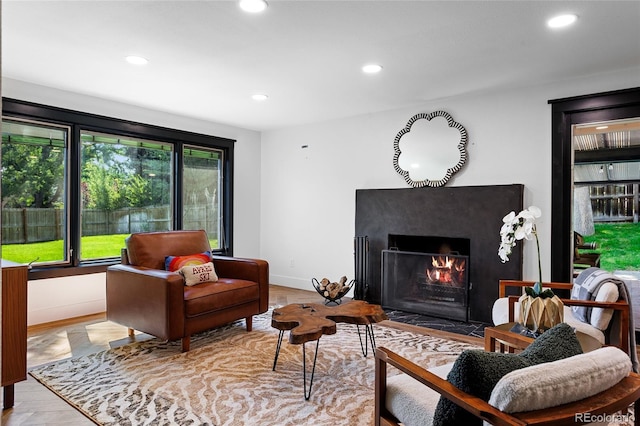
[3,78,262,326]
[28,273,106,326]
[260,67,640,294]
[4,68,640,325]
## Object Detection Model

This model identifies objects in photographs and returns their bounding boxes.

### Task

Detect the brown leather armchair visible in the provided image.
[106,230,269,351]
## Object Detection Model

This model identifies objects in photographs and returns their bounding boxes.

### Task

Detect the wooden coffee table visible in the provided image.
[485,322,602,353]
[271,300,388,399]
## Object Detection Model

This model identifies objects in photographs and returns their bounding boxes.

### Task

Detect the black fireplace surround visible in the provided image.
[355,184,523,323]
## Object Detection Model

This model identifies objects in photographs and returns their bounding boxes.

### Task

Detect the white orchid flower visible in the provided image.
[527,206,542,218]
[500,223,513,235]
[520,220,536,240]
[518,206,541,221]
[497,205,543,283]
[498,246,511,263]
[502,211,516,224]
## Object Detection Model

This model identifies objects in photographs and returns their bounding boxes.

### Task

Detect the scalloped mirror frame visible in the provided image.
[393,111,468,188]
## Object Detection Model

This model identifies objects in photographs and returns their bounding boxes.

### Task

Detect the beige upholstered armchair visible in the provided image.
[375,345,640,426]
[492,278,633,359]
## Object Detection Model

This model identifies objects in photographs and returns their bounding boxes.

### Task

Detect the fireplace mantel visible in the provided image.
[355,184,523,323]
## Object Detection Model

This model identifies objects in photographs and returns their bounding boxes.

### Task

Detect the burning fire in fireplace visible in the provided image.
[425,256,466,286]
[381,249,470,321]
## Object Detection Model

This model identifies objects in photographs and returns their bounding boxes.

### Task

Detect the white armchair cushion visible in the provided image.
[488,346,631,413]
[386,363,453,426]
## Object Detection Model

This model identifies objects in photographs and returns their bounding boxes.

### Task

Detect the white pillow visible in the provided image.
[179,262,218,286]
[590,282,619,330]
[488,346,631,413]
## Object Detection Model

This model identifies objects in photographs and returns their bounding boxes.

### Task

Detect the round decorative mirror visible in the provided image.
[393,111,468,188]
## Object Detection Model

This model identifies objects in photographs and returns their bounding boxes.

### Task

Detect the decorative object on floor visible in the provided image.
[393,110,468,188]
[312,276,354,304]
[29,311,480,426]
[498,206,564,333]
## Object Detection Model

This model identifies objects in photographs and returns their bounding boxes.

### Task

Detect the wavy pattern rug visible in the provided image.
[29,312,481,425]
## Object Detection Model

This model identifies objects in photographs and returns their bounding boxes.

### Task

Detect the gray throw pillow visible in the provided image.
[432,323,583,426]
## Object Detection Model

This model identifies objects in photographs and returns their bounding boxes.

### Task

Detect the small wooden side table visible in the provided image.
[485,322,602,353]
[271,300,387,399]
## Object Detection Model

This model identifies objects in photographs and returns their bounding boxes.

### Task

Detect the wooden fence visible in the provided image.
[590,183,639,223]
[1,205,218,244]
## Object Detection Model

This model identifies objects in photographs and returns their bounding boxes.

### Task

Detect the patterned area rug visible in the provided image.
[29,312,480,425]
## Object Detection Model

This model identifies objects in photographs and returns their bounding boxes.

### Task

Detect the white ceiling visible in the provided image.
[3,1,640,132]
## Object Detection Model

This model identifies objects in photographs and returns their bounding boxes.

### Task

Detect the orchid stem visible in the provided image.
[534,228,542,284]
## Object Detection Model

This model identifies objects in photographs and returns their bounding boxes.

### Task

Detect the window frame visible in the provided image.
[1,116,72,266]
[2,98,235,279]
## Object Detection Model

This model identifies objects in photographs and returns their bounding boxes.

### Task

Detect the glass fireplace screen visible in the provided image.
[381,249,469,320]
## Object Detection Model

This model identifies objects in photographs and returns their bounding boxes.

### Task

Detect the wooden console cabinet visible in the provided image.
[1,260,28,410]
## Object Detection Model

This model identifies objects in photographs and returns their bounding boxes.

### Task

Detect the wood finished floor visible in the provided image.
[1,285,480,425]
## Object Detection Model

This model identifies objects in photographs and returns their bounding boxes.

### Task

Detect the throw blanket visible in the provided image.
[572,267,638,372]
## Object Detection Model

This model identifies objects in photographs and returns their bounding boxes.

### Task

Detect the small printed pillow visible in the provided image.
[165,251,212,272]
[180,262,218,286]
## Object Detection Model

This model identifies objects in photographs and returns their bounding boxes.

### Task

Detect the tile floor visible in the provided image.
[384,309,490,338]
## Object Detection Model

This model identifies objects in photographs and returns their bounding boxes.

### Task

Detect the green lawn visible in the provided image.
[2,234,219,264]
[4,224,636,271]
[1,234,131,264]
[582,222,640,272]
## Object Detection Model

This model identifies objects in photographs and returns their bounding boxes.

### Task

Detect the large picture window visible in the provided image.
[80,131,174,261]
[1,98,234,278]
[1,118,70,265]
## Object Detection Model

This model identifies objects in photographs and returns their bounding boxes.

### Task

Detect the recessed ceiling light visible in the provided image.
[252,94,268,101]
[547,14,577,28]
[239,0,268,13]
[362,64,383,74]
[125,55,148,65]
